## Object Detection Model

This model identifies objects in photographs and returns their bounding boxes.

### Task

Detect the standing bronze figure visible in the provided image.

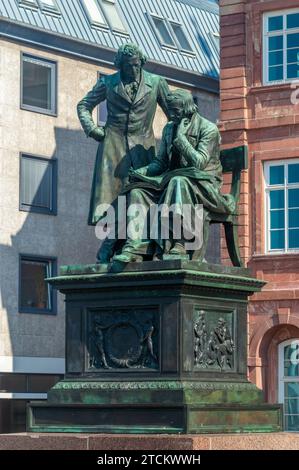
[77,43,170,262]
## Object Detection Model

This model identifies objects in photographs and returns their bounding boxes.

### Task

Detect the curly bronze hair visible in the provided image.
[114,43,147,69]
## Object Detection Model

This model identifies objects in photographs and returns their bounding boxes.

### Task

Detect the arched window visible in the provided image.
[278,339,299,431]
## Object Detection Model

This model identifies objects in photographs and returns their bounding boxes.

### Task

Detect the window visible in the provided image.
[20,154,57,215]
[279,340,299,432]
[263,9,299,84]
[39,0,59,12]
[81,0,106,26]
[151,16,176,47]
[19,256,57,314]
[100,0,126,32]
[169,21,193,51]
[97,73,107,126]
[264,160,299,252]
[149,14,194,53]
[211,31,220,51]
[19,0,59,13]
[21,54,57,115]
[19,0,38,7]
[81,0,127,32]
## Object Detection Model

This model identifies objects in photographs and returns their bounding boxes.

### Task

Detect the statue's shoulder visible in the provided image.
[102,72,119,87]
[197,114,219,135]
[143,70,163,85]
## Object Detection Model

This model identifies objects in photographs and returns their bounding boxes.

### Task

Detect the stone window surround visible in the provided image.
[264,158,299,254]
[263,7,299,85]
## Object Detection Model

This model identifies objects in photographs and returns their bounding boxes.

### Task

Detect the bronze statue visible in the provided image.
[114,89,235,263]
[77,43,170,262]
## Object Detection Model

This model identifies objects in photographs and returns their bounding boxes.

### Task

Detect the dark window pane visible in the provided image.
[287,48,299,63]
[270,230,285,249]
[22,57,53,110]
[269,50,283,66]
[270,210,285,229]
[171,23,192,50]
[289,209,299,228]
[20,259,51,310]
[270,165,284,184]
[269,35,283,50]
[287,63,299,78]
[284,342,299,360]
[285,414,299,431]
[289,228,299,248]
[288,163,299,183]
[287,13,299,29]
[287,33,299,48]
[285,398,299,413]
[289,188,299,208]
[284,362,299,377]
[21,156,52,210]
[269,65,283,81]
[153,17,175,46]
[270,189,285,209]
[268,15,283,31]
[285,382,299,397]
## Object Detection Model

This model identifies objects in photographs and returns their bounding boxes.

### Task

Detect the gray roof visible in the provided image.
[0,0,219,79]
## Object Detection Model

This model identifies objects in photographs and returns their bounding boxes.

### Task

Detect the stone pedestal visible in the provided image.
[28,260,282,434]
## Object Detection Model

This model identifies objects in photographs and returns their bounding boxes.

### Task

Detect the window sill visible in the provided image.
[21,104,57,117]
[251,252,299,260]
[249,82,298,94]
[19,206,57,216]
[19,308,57,315]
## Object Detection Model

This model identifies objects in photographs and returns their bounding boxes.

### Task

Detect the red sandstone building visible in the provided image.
[219,0,299,431]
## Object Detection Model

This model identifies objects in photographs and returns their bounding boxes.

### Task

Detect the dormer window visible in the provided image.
[149,13,194,53]
[19,0,59,13]
[81,0,127,33]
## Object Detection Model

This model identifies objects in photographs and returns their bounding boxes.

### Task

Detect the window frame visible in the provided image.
[19,0,38,9]
[81,0,108,28]
[19,254,57,315]
[20,52,58,116]
[19,153,57,216]
[168,19,193,53]
[210,31,220,52]
[81,0,128,34]
[278,339,299,432]
[264,159,299,253]
[148,12,194,54]
[39,0,60,14]
[99,0,128,34]
[148,13,178,50]
[263,8,299,85]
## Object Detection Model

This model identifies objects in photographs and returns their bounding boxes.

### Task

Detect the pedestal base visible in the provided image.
[1,432,299,450]
[28,261,283,434]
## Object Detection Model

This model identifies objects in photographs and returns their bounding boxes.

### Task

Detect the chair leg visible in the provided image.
[224,222,243,267]
[191,219,210,261]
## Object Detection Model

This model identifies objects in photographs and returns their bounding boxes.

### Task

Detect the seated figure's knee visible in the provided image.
[168,175,189,188]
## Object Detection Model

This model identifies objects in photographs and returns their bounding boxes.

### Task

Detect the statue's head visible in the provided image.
[167,89,198,124]
[114,43,147,81]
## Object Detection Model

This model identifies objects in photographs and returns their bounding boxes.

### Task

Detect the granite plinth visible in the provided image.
[1,433,299,450]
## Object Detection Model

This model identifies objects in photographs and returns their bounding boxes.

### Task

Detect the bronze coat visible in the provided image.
[77,70,169,224]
